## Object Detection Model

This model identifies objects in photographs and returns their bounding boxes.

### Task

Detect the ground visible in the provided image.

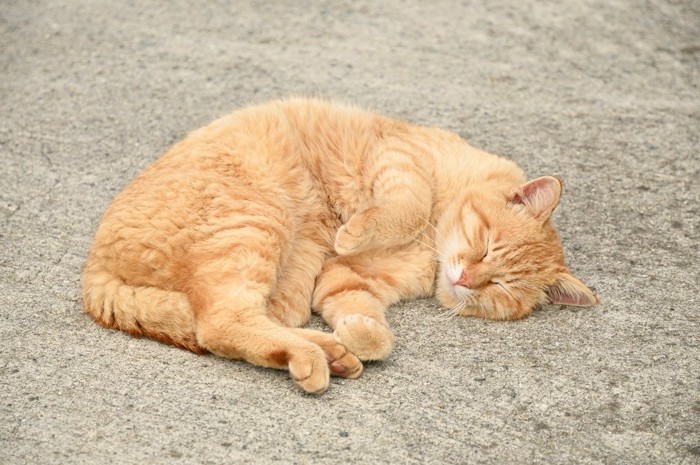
[1,1,698,464]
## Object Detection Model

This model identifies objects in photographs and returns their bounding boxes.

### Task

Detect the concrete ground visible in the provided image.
[1,1,698,464]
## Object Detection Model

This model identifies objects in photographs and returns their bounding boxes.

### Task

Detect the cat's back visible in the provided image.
[87,99,379,275]
[102,99,333,215]
[123,98,388,190]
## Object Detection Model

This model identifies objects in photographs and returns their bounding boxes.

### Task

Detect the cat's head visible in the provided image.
[435,176,599,320]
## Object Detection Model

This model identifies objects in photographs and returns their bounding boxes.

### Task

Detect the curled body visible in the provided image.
[82,98,599,393]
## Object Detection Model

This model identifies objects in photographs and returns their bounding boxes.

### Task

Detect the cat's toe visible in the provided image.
[288,350,330,394]
[333,209,379,255]
[326,348,363,379]
[333,314,394,361]
[334,225,368,255]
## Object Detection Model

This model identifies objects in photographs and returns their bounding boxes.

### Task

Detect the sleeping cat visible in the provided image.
[82,98,599,393]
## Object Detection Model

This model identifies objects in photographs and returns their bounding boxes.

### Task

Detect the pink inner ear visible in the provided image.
[549,289,593,306]
[547,276,599,307]
[512,177,562,219]
[520,178,548,200]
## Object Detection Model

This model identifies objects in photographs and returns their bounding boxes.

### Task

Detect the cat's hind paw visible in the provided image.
[326,347,363,379]
[333,314,394,361]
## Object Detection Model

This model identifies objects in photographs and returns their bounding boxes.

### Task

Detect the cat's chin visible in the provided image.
[453,285,474,301]
[435,284,473,310]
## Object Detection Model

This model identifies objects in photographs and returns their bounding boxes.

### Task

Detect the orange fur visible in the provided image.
[82,98,599,393]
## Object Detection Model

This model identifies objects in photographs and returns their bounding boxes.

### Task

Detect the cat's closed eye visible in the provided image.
[481,235,490,260]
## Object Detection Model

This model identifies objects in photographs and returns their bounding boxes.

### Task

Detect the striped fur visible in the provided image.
[82,98,598,393]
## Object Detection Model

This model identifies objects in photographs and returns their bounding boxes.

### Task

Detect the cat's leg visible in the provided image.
[260,222,362,378]
[193,269,340,393]
[266,236,364,378]
[335,147,433,255]
[313,243,435,361]
[187,206,352,393]
[190,239,363,390]
[266,236,325,328]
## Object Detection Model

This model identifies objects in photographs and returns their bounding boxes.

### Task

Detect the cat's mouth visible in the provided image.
[452,283,474,300]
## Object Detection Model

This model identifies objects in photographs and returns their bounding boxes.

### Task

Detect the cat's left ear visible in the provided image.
[509,176,563,221]
[547,272,600,307]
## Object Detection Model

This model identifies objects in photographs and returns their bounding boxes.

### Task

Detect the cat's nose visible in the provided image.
[455,270,475,289]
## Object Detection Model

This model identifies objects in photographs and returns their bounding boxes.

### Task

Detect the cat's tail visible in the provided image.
[81,268,205,354]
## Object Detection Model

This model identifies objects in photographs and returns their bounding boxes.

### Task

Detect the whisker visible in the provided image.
[494,281,517,300]
[439,300,463,318]
[434,294,496,323]
[437,300,466,321]
[418,228,447,256]
[416,214,447,249]
[500,276,539,292]
[516,280,539,293]
[411,237,445,260]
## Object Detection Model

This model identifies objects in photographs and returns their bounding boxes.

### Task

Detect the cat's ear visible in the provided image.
[509,176,563,220]
[547,272,600,307]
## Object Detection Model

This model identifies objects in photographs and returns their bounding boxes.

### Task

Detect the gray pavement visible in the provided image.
[1,1,698,464]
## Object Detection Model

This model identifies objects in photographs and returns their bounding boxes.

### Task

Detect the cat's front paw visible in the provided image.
[334,208,379,255]
[333,314,394,361]
[288,348,331,394]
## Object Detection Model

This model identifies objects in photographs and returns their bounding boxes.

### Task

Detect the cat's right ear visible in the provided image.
[546,272,600,307]
[509,176,563,221]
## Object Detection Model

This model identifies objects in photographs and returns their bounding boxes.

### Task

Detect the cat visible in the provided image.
[82,97,599,393]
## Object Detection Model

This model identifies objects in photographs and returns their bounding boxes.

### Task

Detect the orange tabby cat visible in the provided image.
[82,98,599,393]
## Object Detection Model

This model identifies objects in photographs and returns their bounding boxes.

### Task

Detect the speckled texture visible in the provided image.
[1,1,698,464]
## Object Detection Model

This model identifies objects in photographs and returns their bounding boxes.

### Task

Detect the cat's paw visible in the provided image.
[287,328,363,380]
[334,208,379,256]
[325,342,363,379]
[288,349,330,394]
[333,314,394,361]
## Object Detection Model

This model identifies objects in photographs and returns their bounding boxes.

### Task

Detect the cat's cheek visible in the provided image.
[435,280,460,308]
